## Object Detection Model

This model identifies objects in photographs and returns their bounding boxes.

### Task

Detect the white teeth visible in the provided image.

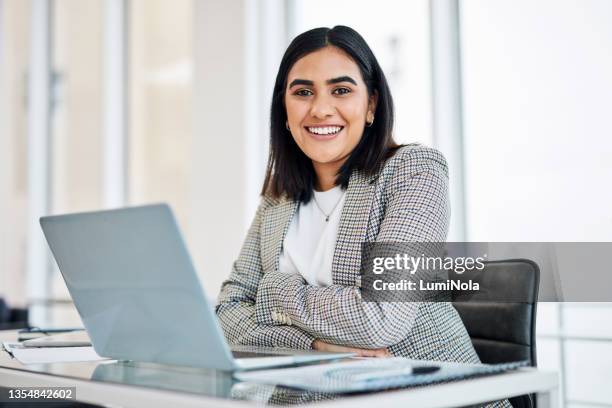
[308,126,342,135]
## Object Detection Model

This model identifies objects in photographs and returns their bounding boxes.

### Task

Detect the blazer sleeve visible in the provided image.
[215,199,315,349]
[254,147,450,349]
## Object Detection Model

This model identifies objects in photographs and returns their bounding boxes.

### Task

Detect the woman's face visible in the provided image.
[284,46,376,170]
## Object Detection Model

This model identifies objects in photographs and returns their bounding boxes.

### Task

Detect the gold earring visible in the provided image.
[286,121,290,131]
[366,112,374,127]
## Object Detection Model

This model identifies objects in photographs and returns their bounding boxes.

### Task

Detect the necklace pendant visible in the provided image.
[325,216,330,222]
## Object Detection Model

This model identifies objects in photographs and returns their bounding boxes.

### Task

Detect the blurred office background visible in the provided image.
[1,0,611,406]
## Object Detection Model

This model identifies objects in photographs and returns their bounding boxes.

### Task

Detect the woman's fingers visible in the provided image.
[313,339,391,357]
[355,348,389,357]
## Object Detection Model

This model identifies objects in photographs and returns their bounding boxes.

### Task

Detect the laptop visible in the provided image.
[40,204,352,371]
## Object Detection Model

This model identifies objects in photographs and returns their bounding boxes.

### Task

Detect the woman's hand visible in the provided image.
[312,339,391,357]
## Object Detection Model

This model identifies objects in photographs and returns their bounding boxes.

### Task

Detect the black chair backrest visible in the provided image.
[452,259,540,407]
[0,297,29,330]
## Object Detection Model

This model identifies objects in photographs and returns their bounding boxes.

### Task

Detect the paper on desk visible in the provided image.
[3,342,109,365]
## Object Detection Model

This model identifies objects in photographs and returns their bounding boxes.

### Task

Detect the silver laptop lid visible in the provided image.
[40,204,236,370]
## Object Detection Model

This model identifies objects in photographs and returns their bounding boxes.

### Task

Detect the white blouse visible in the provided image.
[278,185,346,286]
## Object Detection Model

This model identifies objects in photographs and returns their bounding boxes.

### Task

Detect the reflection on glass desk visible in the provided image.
[0,335,341,406]
[1,355,527,406]
[91,360,341,405]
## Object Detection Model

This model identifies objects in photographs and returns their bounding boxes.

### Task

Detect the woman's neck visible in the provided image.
[313,160,342,192]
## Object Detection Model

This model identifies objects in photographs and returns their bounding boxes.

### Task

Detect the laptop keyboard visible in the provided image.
[232,351,285,359]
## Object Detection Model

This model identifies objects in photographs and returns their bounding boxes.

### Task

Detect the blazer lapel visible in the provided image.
[332,170,377,286]
[260,198,298,274]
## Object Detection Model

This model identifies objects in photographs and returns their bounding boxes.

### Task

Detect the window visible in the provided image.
[0,0,31,309]
[48,0,105,325]
[0,0,194,326]
[128,0,193,233]
[461,1,612,405]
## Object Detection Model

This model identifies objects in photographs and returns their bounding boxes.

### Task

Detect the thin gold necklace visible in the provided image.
[312,191,343,222]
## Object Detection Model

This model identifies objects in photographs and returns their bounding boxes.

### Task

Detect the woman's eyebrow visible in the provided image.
[288,79,313,88]
[288,75,358,89]
[326,76,357,85]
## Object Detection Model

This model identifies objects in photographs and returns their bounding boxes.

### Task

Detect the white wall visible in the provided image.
[191,1,248,301]
[191,0,287,300]
[461,0,612,242]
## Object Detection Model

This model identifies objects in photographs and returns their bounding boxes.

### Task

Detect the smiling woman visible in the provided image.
[215,26,509,407]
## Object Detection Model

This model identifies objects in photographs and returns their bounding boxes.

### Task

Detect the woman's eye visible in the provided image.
[333,87,351,95]
[295,89,313,97]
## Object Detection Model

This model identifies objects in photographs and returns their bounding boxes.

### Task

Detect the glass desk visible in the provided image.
[0,330,559,407]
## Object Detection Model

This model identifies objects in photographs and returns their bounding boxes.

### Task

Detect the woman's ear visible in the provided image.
[368,90,379,114]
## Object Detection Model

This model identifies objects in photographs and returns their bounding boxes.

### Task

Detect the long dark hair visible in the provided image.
[261,25,398,203]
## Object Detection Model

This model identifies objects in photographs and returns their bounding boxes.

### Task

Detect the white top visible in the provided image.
[278,185,346,286]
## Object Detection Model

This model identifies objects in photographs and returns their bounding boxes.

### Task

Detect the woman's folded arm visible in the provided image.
[216,295,314,349]
[256,272,420,348]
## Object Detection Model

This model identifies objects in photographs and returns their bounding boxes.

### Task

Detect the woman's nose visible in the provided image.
[309,94,335,119]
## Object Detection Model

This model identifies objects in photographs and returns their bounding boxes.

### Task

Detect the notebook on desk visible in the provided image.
[235,358,529,393]
[22,331,92,348]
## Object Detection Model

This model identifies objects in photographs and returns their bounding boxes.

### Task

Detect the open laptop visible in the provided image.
[40,204,352,371]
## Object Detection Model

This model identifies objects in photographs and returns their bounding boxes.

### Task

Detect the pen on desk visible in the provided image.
[19,327,83,334]
[17,327,84,342]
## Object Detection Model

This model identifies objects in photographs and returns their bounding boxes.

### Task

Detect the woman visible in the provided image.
[216,26,478,364]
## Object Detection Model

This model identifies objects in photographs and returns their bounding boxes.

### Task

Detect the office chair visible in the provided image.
[452,259,540,408]
[0,297,29,330]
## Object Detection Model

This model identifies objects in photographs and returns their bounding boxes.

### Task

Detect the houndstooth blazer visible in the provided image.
[216,144,480,364]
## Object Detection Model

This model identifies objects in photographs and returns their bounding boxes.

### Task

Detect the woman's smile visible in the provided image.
[305,125,345,140]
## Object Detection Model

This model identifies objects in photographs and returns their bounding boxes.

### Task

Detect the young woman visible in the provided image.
[216,26,480,364]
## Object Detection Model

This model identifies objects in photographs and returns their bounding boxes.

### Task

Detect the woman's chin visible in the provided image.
[300,140,344,160]
[305,150,347,167]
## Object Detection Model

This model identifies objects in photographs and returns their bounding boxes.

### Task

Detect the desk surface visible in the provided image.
[0,331,559,408]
